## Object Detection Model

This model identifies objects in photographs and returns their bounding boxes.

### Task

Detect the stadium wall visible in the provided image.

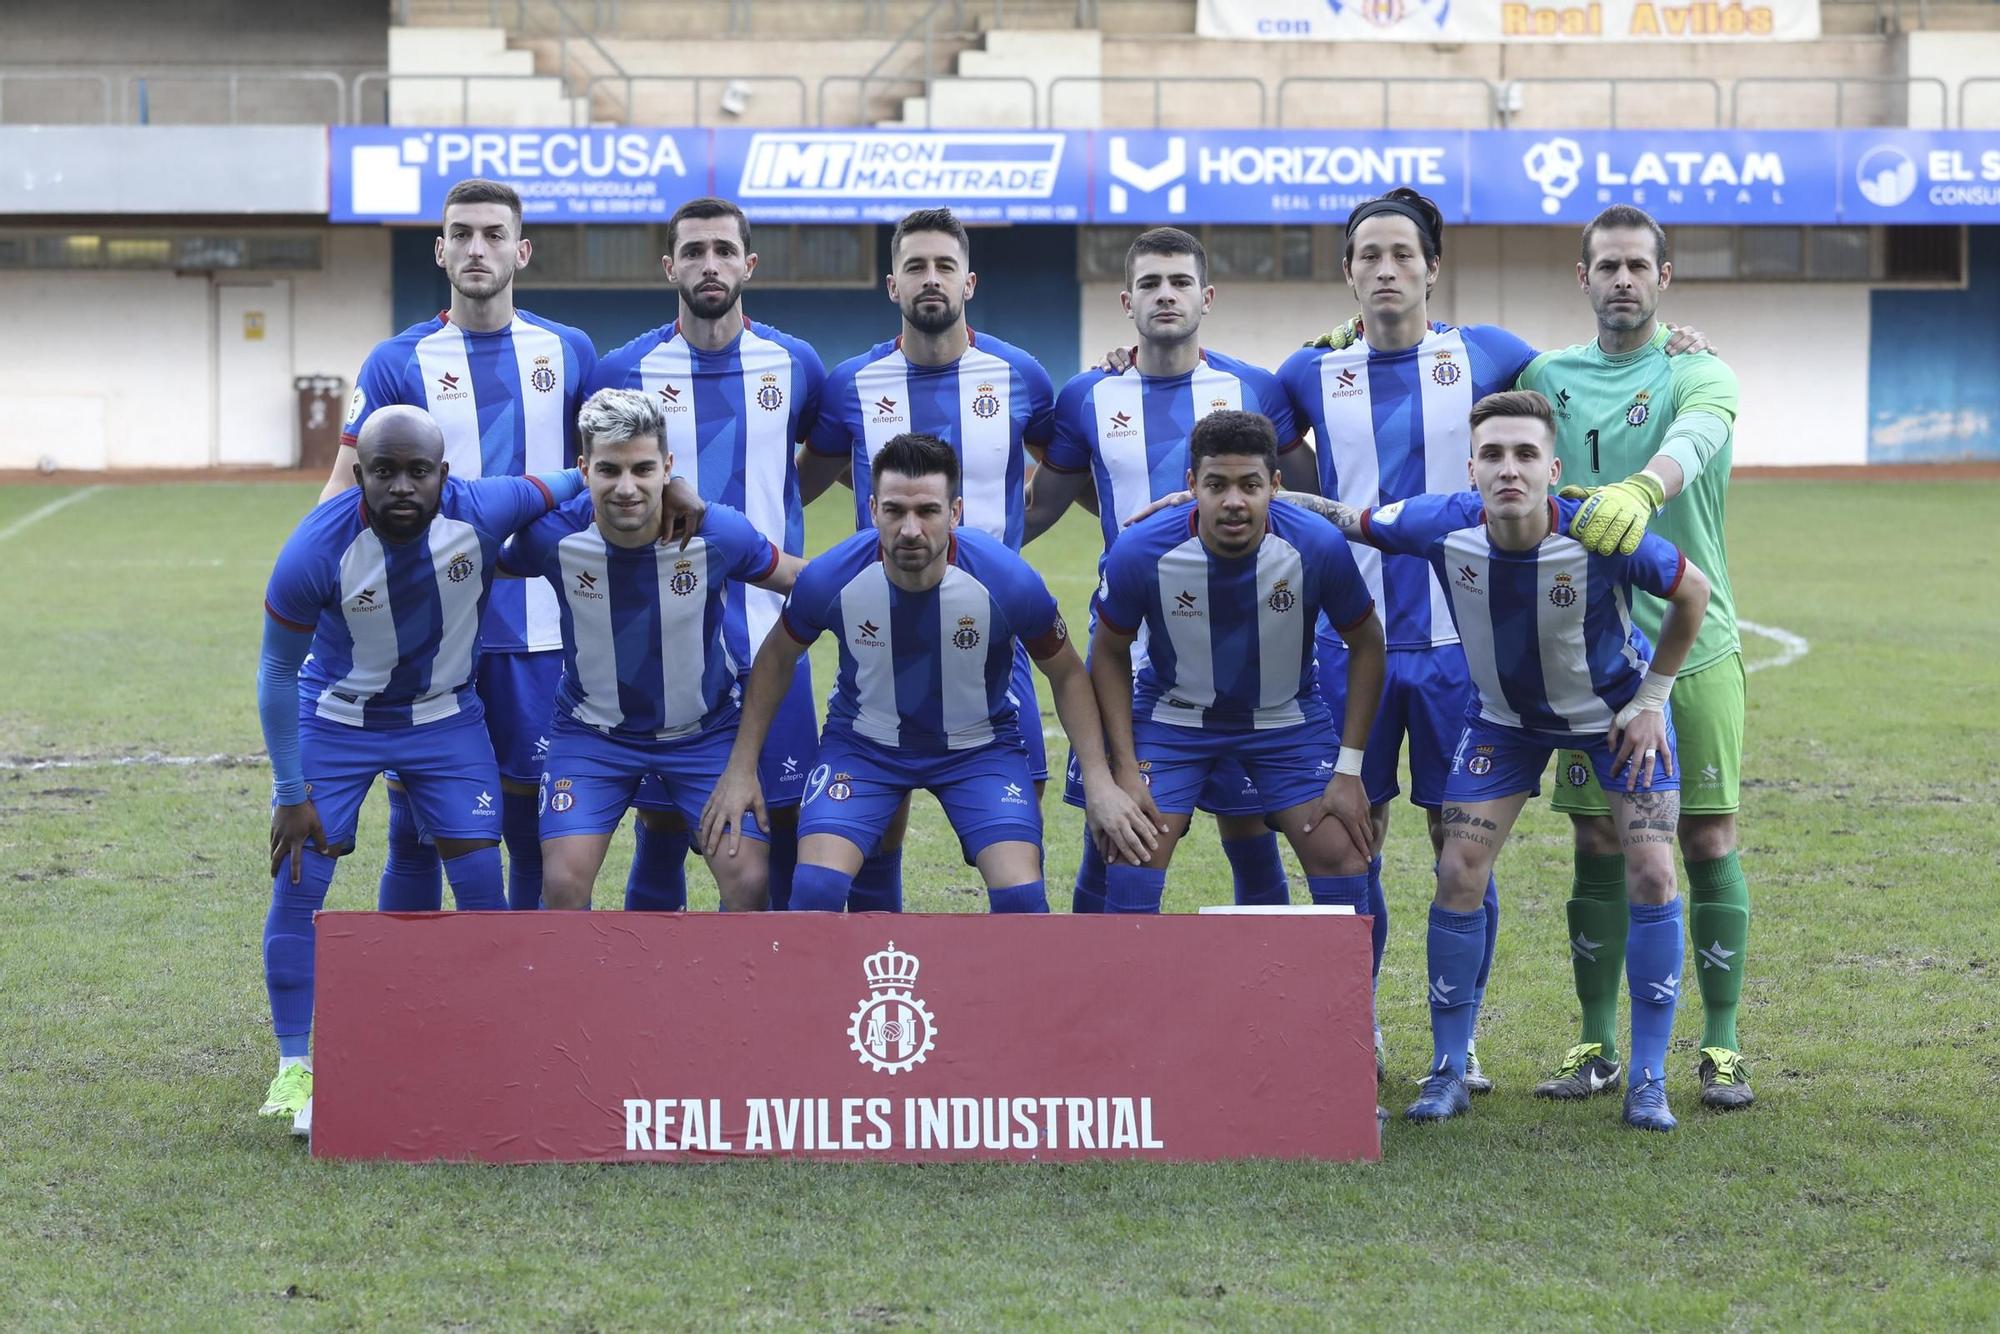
[0,228,389,471]
[1866,226,2000,461]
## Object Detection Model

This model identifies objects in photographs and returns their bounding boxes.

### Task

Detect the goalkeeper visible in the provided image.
[1515,205,1754,1112]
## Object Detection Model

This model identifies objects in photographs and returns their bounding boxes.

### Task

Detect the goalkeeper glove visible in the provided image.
[1305,315,1364,351]
[1567,470,1666,556]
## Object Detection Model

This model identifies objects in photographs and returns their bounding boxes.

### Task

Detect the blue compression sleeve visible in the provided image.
[257,616,315,805]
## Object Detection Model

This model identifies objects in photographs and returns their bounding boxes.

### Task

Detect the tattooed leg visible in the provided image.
[1609,788,1681,906]
[1433,795,1530,912]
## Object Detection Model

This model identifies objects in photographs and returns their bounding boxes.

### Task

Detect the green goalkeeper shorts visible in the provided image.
[1552,651,1745,818]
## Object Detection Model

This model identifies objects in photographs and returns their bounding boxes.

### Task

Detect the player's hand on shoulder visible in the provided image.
[1662,323,1715,357]
[660,477,706,550]
[1100,346,1135,373]
[1123,489,1192,527]
[1305,315,1364,351]
[270,799,330,883]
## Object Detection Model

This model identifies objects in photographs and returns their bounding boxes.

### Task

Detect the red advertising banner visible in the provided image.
[312,912,1378,1163]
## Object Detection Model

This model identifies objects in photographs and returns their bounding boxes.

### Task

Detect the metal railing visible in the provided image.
[1730,75,1950,126]
[1957,75,2000,127]
[1046,75,1268,128]
[1275,76,1496,129]
[1496,77,1725,129]
[396,0,1101,34]
[353,70,587,125]
[583,73,809,125]
[820,72,1038,126]
[0,69,114,124]
[120,70,348,125]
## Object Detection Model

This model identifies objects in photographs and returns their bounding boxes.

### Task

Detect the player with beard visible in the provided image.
[798,208,1056,913]
[256,406,586,1134]
[322,179,599,916]
[589,198,826,912]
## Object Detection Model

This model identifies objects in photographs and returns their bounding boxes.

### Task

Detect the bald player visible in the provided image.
[253,406,584,1136]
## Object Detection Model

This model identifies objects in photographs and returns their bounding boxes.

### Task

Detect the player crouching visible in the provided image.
[703,433,1159,912]
[500,389,802,911]
[1089,409,1387,915]
[1320,390,1709,1130]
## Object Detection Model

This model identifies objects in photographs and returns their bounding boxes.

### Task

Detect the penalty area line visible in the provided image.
[0,485,105,542]
[1738,620,1809,674]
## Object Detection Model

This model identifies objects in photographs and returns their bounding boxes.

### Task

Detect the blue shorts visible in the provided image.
[1318,635,1473,810]
[1132,716,1338,817]
[539,714,764,842]
[298,706,503,848]
[1061,748,1266,816]
[635,654,818,814]
[1010,644,1049,782]
[477,649,564,784]
[1445,708,1680,804]
[799,730,1042,864]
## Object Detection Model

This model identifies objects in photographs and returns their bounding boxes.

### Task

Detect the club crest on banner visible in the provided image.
[848,942,937,1074]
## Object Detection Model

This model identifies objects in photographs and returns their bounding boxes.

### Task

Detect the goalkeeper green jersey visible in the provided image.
[1518,324,1740,674]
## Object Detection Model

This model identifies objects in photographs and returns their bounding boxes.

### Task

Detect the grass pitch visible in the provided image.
[1,477,1996,1328]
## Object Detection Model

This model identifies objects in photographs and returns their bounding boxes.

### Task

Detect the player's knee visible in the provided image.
[1569,813,1622,858]
[1679,814,1736,863]
[1433,845,1491,912]
[1624,850,1678,906]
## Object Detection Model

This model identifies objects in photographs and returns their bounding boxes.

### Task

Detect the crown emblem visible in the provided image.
[850,942,935,1074]
[862,942,921,992]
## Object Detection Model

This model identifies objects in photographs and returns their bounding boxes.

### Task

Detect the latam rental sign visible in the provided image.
[328,127,2000,227]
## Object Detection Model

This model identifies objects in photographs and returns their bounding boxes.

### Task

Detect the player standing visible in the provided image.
[1308,390,1710,1129]
[1517,206,1755,1109]
[1276,189,1536,1089]
[702,434,1157,912]
[1026,227,1307,913]
[256,407,583,1133]
[325,179,598,914]
[588,197,825,912]
[798,208,1057,912]
[1089,410,1385,918]
[500,389,803,911]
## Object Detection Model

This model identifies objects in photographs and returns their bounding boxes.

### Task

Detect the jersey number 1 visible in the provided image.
[1586,428,1601,473]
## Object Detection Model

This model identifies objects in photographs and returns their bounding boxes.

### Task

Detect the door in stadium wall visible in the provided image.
[215,279,294,466]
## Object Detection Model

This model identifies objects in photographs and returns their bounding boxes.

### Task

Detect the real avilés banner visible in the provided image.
[1195,0,1821,42]
[330,126,2000,227]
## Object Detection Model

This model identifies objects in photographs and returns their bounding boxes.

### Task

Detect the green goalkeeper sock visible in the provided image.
[1566,852,1629,1060]
[1688,851,1751,1053]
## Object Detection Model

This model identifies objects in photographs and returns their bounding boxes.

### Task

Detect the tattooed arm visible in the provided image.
[1274,490,1363,539]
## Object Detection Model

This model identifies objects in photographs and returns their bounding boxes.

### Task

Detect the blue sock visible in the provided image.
[847,846,904,913]
[1426,904,1486,1078]
[988,880,1049,913]
[1473,873,1500,1008]
[1366,855,1388,985]
[501,790,543,911]
[1224,833,1289,906]
[790,862,853,912]
[1306,872,1369,911]
[1104,864,1168,914]
[765,821,798,913]
[442,845,505,910]
[1072,834,1107,914]
[624,819,690,912]
[377,784,442,911]
[1626,898,1686,1085]
[265,849,338,1057]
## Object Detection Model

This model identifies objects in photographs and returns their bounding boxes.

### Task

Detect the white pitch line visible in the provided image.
[1738,619,1810,674]
[0,751,263,773]
[0,485,104,542]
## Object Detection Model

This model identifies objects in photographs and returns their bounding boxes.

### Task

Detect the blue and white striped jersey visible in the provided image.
[1361,492,1687,734]
[781,528,1066,754]
[1278,323,1536,650]
[501,498,780,739]
[588,319,823,673]
[806,331,1055,550]
[342,310,598,656]
[264,476,563,729]
[1045,348,1302,553]
[1097,502,1374,733]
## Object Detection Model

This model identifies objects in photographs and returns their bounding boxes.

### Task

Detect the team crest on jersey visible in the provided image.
[1467,754,1493,776]
[549,792,575,812]
[848,942,935,1075]
[1626,391,1651,427]
[1372,499,1406,525]
[530,356,557,394]
[1430,351,1462,387]
[1267,579,1297,614]
[1136,759,1153,787]
[446,552,475,583]
[952,615,981,650]
[828,771,854,802]
[1050,614,1068,643]
[553,778,572,791]
[1548,572,1578,608]
[1567,760,1591,787]
[971,383,1001,420]
[756,374,785,412]
[669,559,699,596]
